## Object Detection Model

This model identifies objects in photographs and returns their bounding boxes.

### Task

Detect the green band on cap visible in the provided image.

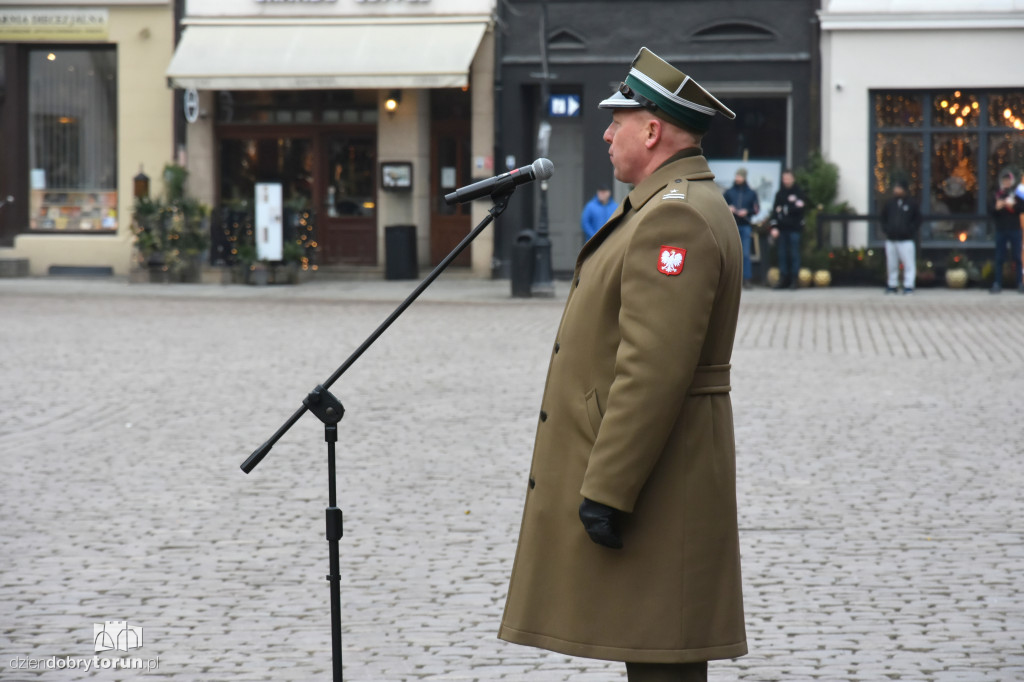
[624,73,713,133]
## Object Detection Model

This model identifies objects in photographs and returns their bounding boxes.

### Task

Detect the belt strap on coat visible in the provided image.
[688,364,731,395]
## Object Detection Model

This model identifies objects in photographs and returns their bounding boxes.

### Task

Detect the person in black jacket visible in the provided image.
[769,169,806,289]
[990,168,1023,293]
[879,180,922,294]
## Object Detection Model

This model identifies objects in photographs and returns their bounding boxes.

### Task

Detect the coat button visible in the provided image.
[540,410,548,422]
[529,477,536,489]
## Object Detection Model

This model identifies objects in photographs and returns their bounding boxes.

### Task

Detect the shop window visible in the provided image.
[219,137,314,211]
[874,93,924,128]
[218,90,377,125]
[988,93,1024,129]
[933,91,980,129]
[324,135,376,218]
[932,133,978,214]
[27,48,117,232]
[871,89,1024,243]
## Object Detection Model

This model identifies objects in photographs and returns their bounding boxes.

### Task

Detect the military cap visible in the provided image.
[599,47,735,134]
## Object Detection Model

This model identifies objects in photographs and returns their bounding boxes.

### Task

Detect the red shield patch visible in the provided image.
[657,246,686,276]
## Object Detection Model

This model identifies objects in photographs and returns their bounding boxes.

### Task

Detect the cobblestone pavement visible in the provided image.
[1,278,1022,681]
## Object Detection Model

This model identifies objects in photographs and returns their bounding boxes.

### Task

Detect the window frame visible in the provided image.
[870,88,1024,247]
[25,44,118,235]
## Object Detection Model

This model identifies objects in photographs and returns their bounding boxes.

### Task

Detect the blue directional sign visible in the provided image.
[549,94,581,118]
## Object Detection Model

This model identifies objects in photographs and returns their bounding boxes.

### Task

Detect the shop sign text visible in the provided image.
[0,9,108,42]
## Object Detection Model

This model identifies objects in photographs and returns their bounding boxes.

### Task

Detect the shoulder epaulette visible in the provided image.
[660,179,690,203]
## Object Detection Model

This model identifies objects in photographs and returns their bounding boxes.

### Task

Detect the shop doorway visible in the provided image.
[317,132,377,265]
[218,130,377,266]
[429,89,472,266]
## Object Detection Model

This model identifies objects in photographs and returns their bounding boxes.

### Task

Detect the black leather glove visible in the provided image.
[578,498,623,549]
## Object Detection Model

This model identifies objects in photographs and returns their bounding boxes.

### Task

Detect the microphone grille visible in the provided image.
[532,158,555,181]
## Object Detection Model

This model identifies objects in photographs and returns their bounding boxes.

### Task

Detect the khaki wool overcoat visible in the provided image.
[499,150,747,664]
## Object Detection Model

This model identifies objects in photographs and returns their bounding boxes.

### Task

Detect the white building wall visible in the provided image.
[820,0,1024,246]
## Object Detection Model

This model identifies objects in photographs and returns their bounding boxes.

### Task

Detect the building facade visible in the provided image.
[167,0,497,277]
[820,0,1024,249]
[0,0,176,276]
[494,0,820,277]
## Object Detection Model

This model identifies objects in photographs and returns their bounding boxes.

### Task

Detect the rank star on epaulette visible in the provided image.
[657,246,686,276]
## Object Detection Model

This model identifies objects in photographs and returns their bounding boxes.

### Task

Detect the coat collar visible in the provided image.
[627,148,712,214]
[576,149,714,267]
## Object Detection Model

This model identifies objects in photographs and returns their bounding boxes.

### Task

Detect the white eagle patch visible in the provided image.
[657,246,686,276]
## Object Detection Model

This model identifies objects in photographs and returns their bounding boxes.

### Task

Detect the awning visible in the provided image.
[166,18,488,90]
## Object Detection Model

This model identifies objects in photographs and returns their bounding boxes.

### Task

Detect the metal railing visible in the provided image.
[816,213,998,251]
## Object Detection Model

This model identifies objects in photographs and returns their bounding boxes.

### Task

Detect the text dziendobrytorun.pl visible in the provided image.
[8,656,160,672]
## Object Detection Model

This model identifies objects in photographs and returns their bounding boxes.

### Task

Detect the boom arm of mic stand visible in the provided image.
[240,184,516,473]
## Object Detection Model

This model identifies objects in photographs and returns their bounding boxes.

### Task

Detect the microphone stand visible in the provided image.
[240,182,518,682]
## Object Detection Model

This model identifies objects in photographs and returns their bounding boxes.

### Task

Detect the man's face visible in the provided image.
[893,185,906,197]
[597,189,612,204]
[603,110,649,186]
[734,173,746,185]
[1001,175,1015,189]
[782,172,795,188]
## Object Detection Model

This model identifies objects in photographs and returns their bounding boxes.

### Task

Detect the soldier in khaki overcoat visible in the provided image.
[499,47,748,682]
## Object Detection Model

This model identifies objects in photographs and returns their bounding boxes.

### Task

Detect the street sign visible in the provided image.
[549,94,580,118]
[183,88,200,124]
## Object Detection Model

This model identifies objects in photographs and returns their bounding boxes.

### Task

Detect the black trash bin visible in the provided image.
[385,225,418,280]
[511,229,536,298]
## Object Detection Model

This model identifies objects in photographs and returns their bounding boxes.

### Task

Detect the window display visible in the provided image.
[872,89,1024,244]
[27,47,117,232]
[29,189,117,231]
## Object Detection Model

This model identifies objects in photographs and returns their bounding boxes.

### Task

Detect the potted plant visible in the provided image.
[132,164,210,283]
[944,251,969,288]
[280,239,307,284]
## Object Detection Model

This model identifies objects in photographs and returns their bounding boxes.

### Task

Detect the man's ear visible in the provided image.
[644,117,663,150]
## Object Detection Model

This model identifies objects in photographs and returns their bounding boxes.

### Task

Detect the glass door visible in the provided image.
[317,132,377,265]
[430,123,471,266]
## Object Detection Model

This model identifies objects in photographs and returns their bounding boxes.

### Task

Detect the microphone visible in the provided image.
[444,158,554,205]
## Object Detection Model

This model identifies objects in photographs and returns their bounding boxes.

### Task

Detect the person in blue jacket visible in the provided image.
[581,186,619,242]
[724,168,759,289]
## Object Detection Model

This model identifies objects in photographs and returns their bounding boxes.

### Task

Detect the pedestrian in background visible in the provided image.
[990,168,1023,293]
[724,167,759,290]
[500,46,747,682]
[879,180,921,294]
[769,169,806,289]
[581,185,619,243]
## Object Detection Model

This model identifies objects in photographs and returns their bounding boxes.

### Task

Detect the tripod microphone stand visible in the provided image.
[240,183,519,682]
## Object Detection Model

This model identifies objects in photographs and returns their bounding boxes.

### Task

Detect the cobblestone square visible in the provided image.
[1,279,1022,681]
